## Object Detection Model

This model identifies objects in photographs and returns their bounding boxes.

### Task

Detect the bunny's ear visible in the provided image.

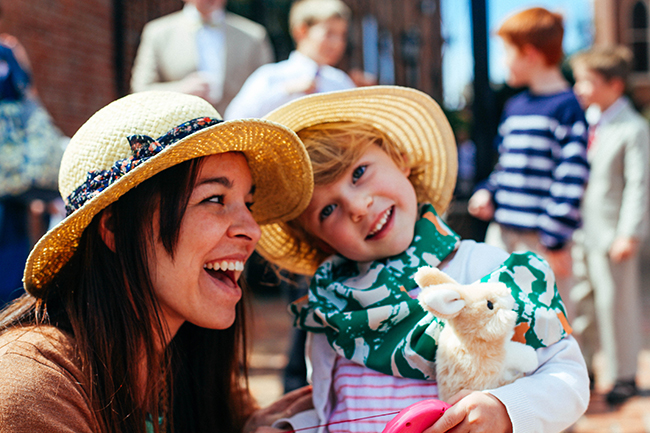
[413,266,458,288]
[418,285,465,319]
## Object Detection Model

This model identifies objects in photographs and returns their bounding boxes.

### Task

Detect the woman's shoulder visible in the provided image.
[0,325,97,430]
[0,324,83,383]
[0,324,76,358]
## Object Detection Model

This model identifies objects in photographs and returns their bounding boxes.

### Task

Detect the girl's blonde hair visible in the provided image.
[284,121,429,264]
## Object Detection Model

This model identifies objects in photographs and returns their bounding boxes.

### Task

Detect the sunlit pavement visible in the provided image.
[248,283,650,432]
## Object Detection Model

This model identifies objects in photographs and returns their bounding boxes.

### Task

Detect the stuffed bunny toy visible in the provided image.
[413,266,539,402]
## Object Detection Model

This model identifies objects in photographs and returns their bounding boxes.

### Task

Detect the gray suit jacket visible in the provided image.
[581,98,650,251]
[130,10,273,115]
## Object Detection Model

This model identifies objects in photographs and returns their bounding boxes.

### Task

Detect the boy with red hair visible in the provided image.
[469,7,589,321]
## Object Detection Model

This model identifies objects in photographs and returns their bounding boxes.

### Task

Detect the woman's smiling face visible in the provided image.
[149,152,261,340]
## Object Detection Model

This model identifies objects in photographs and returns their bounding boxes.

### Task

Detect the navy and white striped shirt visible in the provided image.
[483,89,589,249]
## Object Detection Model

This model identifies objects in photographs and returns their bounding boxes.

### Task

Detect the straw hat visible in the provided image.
[23,91,313,296]
[257,85,457,275]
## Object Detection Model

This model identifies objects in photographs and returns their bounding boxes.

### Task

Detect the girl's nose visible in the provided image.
[349,194,373,223]
[228,204,261,244]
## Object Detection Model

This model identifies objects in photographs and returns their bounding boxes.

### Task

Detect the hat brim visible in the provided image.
[257,86,457,275]
[24,119,313,295]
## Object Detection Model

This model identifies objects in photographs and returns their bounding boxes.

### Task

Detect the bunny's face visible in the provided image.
[452,283,517,342]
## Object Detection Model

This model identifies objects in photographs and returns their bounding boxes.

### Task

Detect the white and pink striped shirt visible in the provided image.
[328,356,438,433]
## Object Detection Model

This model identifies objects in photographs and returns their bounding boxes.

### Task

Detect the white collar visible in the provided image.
[595,97,629,127]
[183,3,226,26]
[289,50,320,67]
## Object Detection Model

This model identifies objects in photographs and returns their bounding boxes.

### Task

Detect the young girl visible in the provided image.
[257,86,589,433]
[0,91,314,432]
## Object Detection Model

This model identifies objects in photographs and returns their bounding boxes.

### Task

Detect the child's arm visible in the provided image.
[486,336,588,432]
[425,336,588,433]
[611,120,650,261]
[540,108,589,251]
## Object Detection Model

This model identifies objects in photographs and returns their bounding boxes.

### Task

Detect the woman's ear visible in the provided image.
[99,208,116,252]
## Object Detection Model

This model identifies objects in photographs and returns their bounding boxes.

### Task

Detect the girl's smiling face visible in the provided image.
[298,144,418,263]
[149,152,261,341]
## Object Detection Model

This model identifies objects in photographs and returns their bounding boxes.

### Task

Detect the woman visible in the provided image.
[0,91,314,432]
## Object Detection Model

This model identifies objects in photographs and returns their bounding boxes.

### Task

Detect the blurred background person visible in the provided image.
[467,7,589,322]
[0,18,66,307]
[224,0,356,120]
[570,45,649,405]
[226,0,360,394]
[130,0,273,115]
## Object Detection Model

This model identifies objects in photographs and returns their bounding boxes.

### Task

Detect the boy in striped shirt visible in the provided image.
[468,7,589,320]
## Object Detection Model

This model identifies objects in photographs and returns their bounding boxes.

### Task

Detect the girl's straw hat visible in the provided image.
[23,91,313,296]
[257,85,457,275]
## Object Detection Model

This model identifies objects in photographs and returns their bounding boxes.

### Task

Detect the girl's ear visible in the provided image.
[400,153,411,177]
[99,208,116,252]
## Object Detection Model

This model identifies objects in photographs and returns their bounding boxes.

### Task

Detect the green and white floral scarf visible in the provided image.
[291,204,572,380]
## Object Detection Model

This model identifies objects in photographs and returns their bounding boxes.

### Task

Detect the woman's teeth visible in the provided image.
[203,261,245,271]
[368,207,392,236]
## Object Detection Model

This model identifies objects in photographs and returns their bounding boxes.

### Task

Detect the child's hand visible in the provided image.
[422,390,513,433]
[609,236,639,263]
[467,190,494,221]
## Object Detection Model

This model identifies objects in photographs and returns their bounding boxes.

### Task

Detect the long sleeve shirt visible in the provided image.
[224,51,355,120]
[274,240,589,433]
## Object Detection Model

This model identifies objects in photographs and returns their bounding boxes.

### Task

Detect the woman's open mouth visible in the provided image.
[366,206,394,239]
[203,260,245,288]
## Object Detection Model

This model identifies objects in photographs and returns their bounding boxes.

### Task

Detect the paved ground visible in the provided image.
[248,281,650,432]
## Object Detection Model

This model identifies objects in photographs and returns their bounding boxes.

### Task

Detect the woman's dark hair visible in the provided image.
[0,157,252,433]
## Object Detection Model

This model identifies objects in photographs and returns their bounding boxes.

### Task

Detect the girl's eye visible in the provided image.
[352,165,366,183]
[320,204,336,221]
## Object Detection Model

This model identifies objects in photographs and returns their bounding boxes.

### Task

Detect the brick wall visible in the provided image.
[1,0,443,137]
[2,0,115,137]
[1,0,181,137]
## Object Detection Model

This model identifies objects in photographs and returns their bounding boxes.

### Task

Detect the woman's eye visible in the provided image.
[352,165,366,183]
[320,204,336,221]
[207,195,224,205]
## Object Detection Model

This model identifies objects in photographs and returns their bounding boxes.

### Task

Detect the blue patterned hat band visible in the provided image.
[65,117,222,216]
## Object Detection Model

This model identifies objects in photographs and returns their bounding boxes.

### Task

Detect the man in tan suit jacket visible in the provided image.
[130,0,273,115]
[572,46,649,405]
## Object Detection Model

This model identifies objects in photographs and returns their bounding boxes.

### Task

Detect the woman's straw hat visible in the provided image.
[23,91,313,296]
[256,85,457,275]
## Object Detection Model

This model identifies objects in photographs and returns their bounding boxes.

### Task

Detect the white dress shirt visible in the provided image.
[184,4,226,104]
[224,50,355,119]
